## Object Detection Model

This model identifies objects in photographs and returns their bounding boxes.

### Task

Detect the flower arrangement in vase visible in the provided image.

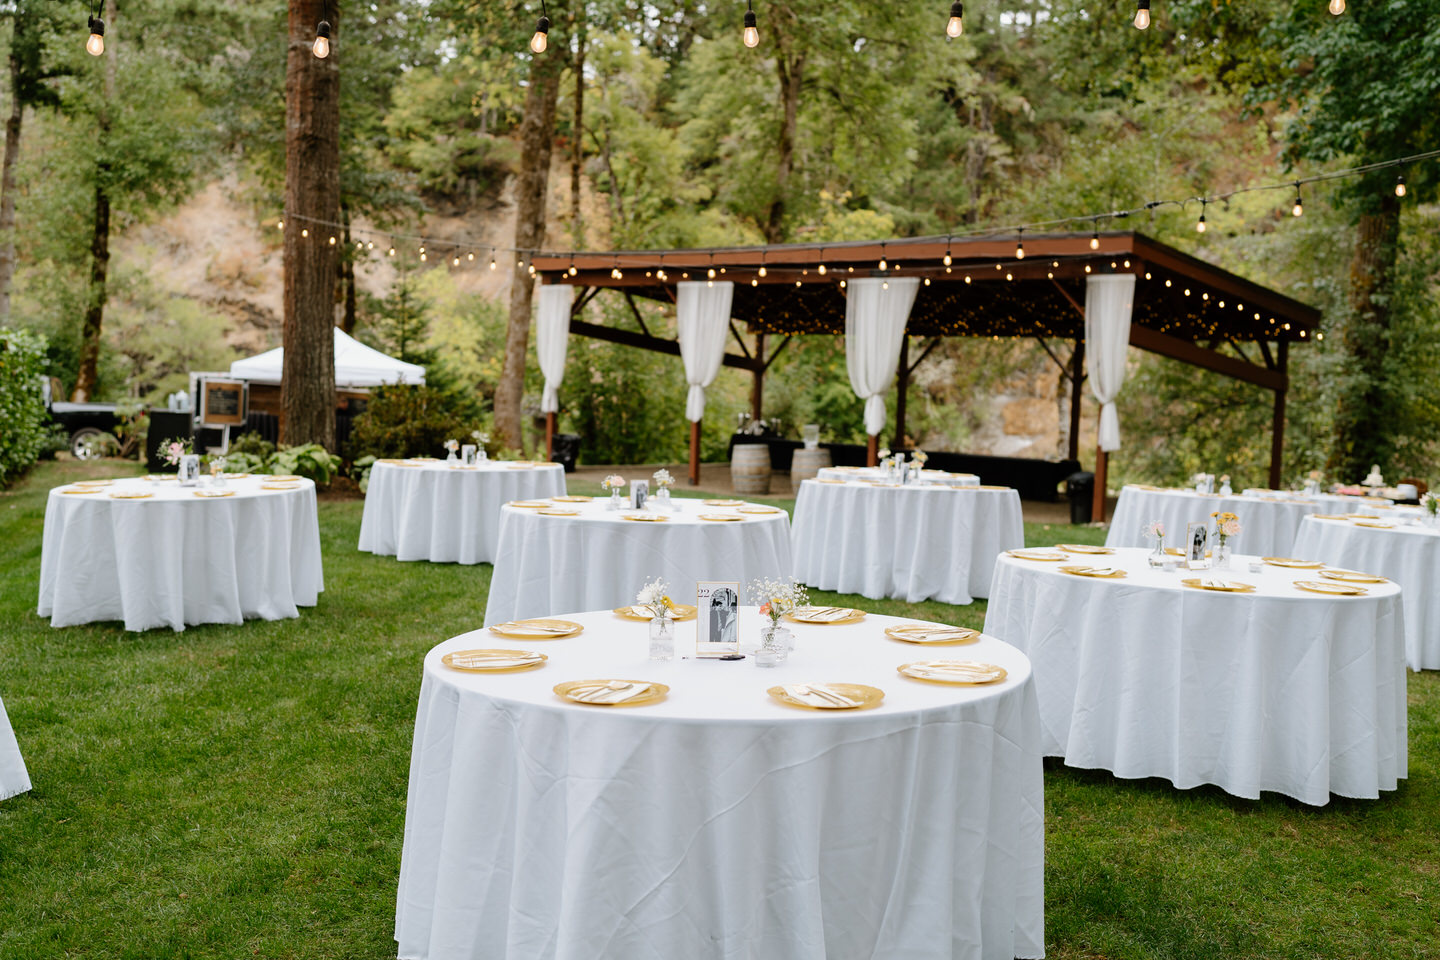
[1142,520,1166,567]
[1422,492,1438,527]
[1303,469,1323,496]
[471,430,490,461]
[603,474,626,509]
[163,438,201,486]
[909,449,928,483]
[652,468,674,502]
[636,577,676,660]
[443,439,460,462]
[747,577,808,665]
[1210,511,1242,568]
[1218,474,1232,497]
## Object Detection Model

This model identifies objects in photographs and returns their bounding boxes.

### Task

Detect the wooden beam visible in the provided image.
[1068,338,1085,462]
[1092,445,1108,524]
[622,291,653,338]
[867,434,878,467]
[1129,325,1287,391]
[906,337,941,377]
[751,332,765,421]
[689,420,701,485]
[894,336,910,450]
[763,335,793,371]
[568,319,760,371]
[545,411,556,460]
[1269,341,1289,489]
[1034,337,1073,383]
[569,286,600,316]
[729,321,753,359]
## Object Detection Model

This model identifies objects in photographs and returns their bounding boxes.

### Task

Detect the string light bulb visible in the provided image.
[531,0,550,54]
[879,242,887,272]
[1291,183,1303,218]
[1089,229,1100,250]
[743,0,760,47]
[86,10,105,56]
[1395,175,1407,198]
[277,220,284,230]
[489,254,497,270]
[1196,200,1207,233]
[1133,0,1150,30]
[313,20,331,58]
[1015,230,1025,260]
[946,1,964,37]
[1328,0,1345,14]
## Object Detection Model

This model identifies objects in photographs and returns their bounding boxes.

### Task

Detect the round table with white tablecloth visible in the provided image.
[482,497,793,626]
[1104,485,1389,556]
[358,459,566,564]
[984,546,1406,805]
[816,465,981,486]
[791,478,1023,605]
[1293,513,1440,671]
[37,475,323,632]
[395,607,1043,960]
[0,694,30,802]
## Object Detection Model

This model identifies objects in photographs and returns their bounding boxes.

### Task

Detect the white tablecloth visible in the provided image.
[484,498,793,626]
[358,460,566,564]
[0,694,30,802]
[38,476,323,632]
[1105,485,1387,556]
[1294,515,1440,671]
[791,479,1024,604]
[984,547,1406,805]
[817,466,980,486]
[395,608,1044,960]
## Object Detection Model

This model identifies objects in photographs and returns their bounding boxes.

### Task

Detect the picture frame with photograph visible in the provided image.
[1185,521,1211,570]
[696,580,740,658]
[631,479,649,510]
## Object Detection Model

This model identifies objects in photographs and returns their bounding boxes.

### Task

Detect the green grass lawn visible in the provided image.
[1,460,1437,958]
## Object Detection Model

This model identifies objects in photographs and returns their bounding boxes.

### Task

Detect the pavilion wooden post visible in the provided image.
[1068,338,1085,462]
[1092,445,1108,524]
[867,434,878,466]
[545,411,556,460]
[751,333,765,421]
[893,336,910,450]
[1269,341,1289,489]
[689,421,701,485]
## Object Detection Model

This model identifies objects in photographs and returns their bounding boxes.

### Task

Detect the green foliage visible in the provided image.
[350,454,378,493]
[269,443,341,486]
[227,431,276,461]
[345,384,471,460]
[217,450,267,476]
[0,327,49,486]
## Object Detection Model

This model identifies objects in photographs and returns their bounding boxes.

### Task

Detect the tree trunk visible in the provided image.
[570,7,585,249]
[493,47,563,452]
[1327,193,1402,481]
[763,50,804,244]
[0,51,23,324]
[281,0,340,450]
[339,202,356,334]
[71,0,118,402]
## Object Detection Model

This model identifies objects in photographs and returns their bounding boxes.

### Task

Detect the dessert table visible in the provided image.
[38,475,323,632]
[791,478,1023,604]
[483,497,793,626]
[395,608,1043,960]
[0,694,30,802]
[984,546,1406,805]
[358,459,566,565]
[816,465,981,486]
[1294,514,1440,671]
[1105,485,1389,556]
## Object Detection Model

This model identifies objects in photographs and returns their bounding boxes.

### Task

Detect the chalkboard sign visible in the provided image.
[200,378,247,426]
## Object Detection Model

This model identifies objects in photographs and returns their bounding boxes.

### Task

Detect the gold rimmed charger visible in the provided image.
[537,508,579,517]
[898,660,1008,685]
[1354,521,1396,529]
[1320,568,1388,584]
[621,513,669,522]
[1180,578,1256,593]
[699,514,744,522]
[552,495,593,503]
[193,490,236,498]
[1263,557,1325,569]
[703,499,744,507]
[489,618,584,640]
[786,606,866,626]
[1056,543,1114,555]
[737,506,782,514]
[262,483,300,491]
[144,474,176,481]
[1311,514,1351,521]
[1060,565,1126,579]
[614,603,698,622]
[108,490,153,499]
[442,648,547,673]
[884,624,979,645]
[60,487,105,494]
[969,485,1012,491]
[507,500,552,509]
[73,479,115,487]
[767,682,884,711]
[407,458,439,463]
[1007,548,1069,562]
[554,679,668,707]
[816,478,848,484]
[1350,513,1382,519]
[269,474,303,482]
[1294,579,1368,597]
[224,473,251,480]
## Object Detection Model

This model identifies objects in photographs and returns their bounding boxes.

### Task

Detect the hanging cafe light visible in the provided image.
[1328,0,1346,14]
[531,0,551,54]
[86,1,105,56]
[1291,182,1304,217]
[1396,175,1408,198]
[1195,199,1208,233]
[743,0,760,48]
[313,1,332,58]
[945,2,964,38]
[1133,0,1151,30]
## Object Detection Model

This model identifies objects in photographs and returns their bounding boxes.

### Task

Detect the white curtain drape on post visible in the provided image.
[844,277,921,437]
[676,281,734,422]
[1083,274,1136,452]
[536,285,573,414]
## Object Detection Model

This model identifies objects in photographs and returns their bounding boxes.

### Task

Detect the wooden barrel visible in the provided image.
[790,447,832,487]
[730,443,772,495]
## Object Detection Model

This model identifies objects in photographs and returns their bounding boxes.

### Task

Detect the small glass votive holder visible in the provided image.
[461,444,477,466]
[753,647,782,668]
[1248,560,1265,574]
[802,424,820,450]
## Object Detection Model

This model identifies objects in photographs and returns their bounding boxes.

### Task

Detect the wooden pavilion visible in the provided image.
[531,231,1320,520]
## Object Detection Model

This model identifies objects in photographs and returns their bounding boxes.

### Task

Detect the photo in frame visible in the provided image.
[695,580,740,658]
[631,479,649,510]
[1186,521,1211,570]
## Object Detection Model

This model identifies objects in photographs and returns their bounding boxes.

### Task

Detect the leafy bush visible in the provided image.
[0,327,50,487]
[228,431,276,461]
[350,455,377,493]
[345,384,469,460]
[270,443,341,485]
[217,451,267,475]
[37,424,69,461]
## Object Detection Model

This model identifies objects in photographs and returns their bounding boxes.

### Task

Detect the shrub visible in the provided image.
[270,443,341,486]
[0,327,50,487]
[216,451,267,475]
[350,454,377,493]
[345,384,469,460]
[228,431,276,461]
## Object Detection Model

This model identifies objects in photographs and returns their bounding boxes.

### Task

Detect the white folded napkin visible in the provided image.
[450,653,542,668]
[574,682,651,704]
[1085,567,1119,577]
[782,683,857,707]
[799,607,851,622]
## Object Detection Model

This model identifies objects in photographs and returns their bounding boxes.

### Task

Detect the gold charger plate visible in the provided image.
[956,485,1012,491]
[767,682,884,711]
[786,606,867,626]
[898,660,1008,685]
[553,495,593,503]
[262,483,300,491]
[1295,579,1368,597]
[1354,521,1396,529]
[144,475,176,481]
[407,458,439,462]
[737,506,782,514]
[884,624,980,645]
[1311,514,1351,521]
[621,513,669,522]
[489,618,584,640]
[269,474,302,482]
[378,458,408,464]
[537,508,579,517]
[1320,568,1388,584]
[507,500,552,509]
[194,490,236,498]
[699,514,744,522]
[1007,548,1069,561]
[613,603,698,622]
[442,648,548,673]
[1264,557,1325,569]
[1056,543,1114,555]
[1060,565,1126,579]
[816,478,848,484]
[1350,513,1382,519]
[60,487,104,494]
[554,679,669,707]
[108,491,153,499]
[703,499,745,507]
[74,479,115,486]
[224,473,251,480]
[1180,578,1256,593]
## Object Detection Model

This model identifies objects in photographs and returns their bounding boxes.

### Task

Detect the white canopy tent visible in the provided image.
[229,328,426,388]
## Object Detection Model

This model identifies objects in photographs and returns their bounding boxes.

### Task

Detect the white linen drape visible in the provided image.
[0,694,30,802]
[844,277,920,436]
[676,281,734,422]
[1083,274,1136,451]
[536,285,573,414]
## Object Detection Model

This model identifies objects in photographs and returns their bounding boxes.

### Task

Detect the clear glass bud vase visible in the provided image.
[649,615,675,660]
